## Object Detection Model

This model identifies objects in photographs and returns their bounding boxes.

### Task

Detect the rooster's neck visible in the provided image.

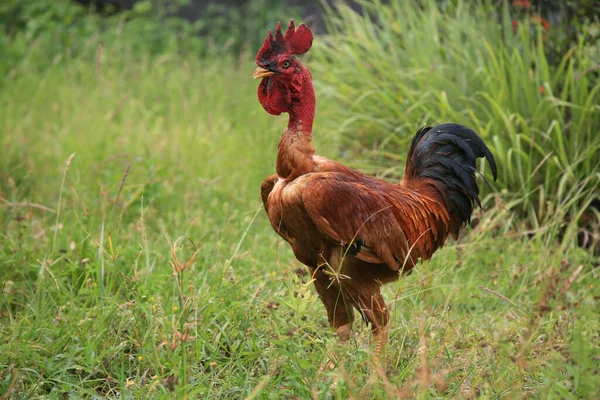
[276,68,315,180]
[286,68,315,134]
[276,128,315,180]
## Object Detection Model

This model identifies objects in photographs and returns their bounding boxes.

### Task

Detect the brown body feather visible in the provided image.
[261,129,457,340]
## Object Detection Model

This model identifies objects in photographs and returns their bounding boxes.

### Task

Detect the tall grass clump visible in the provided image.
[312,0,600,241]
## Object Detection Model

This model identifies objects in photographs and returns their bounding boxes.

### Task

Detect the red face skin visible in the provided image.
[257,57,301,116]
[255,21,315,133]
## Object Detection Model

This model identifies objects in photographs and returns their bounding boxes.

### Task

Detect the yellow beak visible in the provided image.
[253,67,276,79]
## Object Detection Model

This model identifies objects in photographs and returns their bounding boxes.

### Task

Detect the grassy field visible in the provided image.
[1,47,599,398]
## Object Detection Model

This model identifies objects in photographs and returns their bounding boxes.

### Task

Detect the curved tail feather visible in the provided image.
[403,123,497,238]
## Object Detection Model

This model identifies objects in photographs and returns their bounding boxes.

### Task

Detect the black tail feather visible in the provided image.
[405,123,497,232]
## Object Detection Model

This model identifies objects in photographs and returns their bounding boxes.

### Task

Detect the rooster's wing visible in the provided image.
[299,173,423,271]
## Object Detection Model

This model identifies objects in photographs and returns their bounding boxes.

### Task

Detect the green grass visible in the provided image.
[1,33,599,400]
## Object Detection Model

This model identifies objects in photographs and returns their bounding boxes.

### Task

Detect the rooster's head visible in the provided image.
[254,20,314,116]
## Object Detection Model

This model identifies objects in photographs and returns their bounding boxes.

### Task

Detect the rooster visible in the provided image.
[254,21,497,348]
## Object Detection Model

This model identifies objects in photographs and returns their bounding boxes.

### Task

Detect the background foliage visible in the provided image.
[312,0,600,247]
[0,0,299,75]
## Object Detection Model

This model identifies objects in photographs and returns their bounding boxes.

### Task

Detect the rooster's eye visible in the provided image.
[282,61,291,68]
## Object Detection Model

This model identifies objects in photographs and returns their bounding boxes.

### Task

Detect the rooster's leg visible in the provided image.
[369,295,389,357]
[354,291,389,354]
[335,257,390,354]
[311,267,355,342]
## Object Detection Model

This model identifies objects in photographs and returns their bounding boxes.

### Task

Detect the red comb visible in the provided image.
[256,20,313,66]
